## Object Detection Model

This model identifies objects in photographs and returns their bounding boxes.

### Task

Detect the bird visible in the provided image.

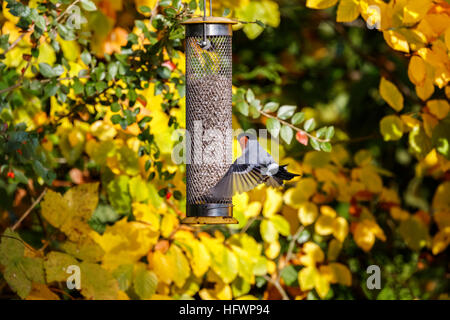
[208,132,299,200]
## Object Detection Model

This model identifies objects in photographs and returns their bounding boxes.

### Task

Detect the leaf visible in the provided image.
[332,217,349,242]
[277,105,296,120]
[133,267,158,299]
[80,262,118,300]
[427,100,450,120]
[306,0,338,9]
[298,266,318,291]
[270,215,290,236]
[310,138,321,151]
[200,235,238,284]
[26,283,59,300]
[403,0,432,24]
[81,0,97,11]
[0,229,24,266]
[325,126,335,140]
[383,30,409,53]
[39,63,63,78]
[167,244,190,288]
[299,242,324,267]
[44,251,79,283]
[320,142,332,152]
[303,118,316,132]
[107,176,131,215]
[260,219,279,242]
[266,118,281,138]
[280,125,294,144]
[380,115,404,141]
[281,265,298,286]
[246,88,255,103]
[236,101,249,116]
[263,102,279,112]
[298,202,318,226]
[336,0,359,22]
[296,131,309,146]
[315,215,334,236]
[408,56,426,85]
[291,112,305,125]
[263,188,283,218]
[379,77,404,112]
[398,217,430,251]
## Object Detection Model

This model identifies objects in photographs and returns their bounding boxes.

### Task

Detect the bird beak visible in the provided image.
[239,136,248,150]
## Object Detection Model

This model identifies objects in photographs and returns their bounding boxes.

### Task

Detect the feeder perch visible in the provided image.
[181,10,238,225]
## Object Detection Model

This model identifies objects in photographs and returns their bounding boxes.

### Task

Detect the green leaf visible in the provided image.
[236,101,249,116]
[260,219,278,243]
[303,118,316,132]
[113,264,134,291]
[320,142,332,152]
[267,118,281,138]
[134,267,158,299]
[139,5,151,13]
[81,0,97,11]
[281,265,298,286]
[280,125,294,144]
[316,127,327,139]
[80,262,118,299]
[263,102,279,113]
[380,115,403,141]
[291,112,305,125]
[39,63,57,78]
[81,51,92,65]
[35,15,46,31]
[310,138,321,151]
[107,175,131,215]
[325,126,335,140]
[246,88,255,103]
[277,105,296,120]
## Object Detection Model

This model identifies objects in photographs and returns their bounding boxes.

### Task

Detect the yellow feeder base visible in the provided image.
[182,216,238,225]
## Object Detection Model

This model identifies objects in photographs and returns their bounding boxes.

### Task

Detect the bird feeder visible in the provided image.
[181,4,238,224]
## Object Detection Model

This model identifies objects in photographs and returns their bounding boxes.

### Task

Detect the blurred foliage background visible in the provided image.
[0,0,449,300]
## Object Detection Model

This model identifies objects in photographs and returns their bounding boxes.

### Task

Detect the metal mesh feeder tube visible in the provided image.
[182,17,238,225]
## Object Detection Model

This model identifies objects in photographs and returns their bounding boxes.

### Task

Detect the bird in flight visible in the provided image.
[208,132,299,199]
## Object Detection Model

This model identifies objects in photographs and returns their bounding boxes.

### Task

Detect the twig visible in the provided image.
[56,0,81,23]
[240,216,261,233]
[285,226,304,263]
[12,188,47,231]
[259,109,330,143]
[263,274,289,300]
[2,32,27,55]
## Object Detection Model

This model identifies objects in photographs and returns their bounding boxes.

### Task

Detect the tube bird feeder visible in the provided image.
[181,12,238,224]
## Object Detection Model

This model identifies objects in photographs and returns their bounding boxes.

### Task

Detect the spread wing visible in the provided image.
[209,163,264,199]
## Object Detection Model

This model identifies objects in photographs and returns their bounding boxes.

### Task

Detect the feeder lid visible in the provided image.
[182,16,238,25]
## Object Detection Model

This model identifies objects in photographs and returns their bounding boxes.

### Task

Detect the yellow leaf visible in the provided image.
[383,30,409,53]
[327,238,343,261]
[390,207,410,221]
[333,217,349,242]
[283,177,317,208]
[408,56,426,86]
[245,201,262,218]
[353,221,375,251]
[432,181,450,211]
[200,235,238,284]
[260,219,279,242]
[445,27,450,51]
[315,215,335,236]
[314,271,330,299]
[427,99,450,120]
[403,0,432,24]
[160,213,179,238]
[379,77,404,111]
[92,218,159,270]
[298,202,318,226]
[132,203,160,230]
[358,166,383,193]
[264,240,281,259]
[416,77,435,101]
[422,113,438,138]
[263,188,283,218]
[431,228,450,255]
[298,266,318,291]
[327,262,352,286]
[306,0,338,9]
[26,283,59,300]
[380,114,404,141]
[150,250,174,285]
[299,242,324,267]
[337,0,360,22]
[166,244,190,288]
[320,205,337,218]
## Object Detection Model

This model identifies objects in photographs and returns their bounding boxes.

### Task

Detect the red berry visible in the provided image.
[166,192,172,200]
[162,60,176,71]
[7,172,15,179]
[296,131,308,146]
[17,149,22,155]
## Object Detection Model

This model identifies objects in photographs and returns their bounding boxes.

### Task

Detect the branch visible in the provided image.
[285,226,304,263]
[259,109,330,143]
[263,274,290,300]
[11,188,47,231]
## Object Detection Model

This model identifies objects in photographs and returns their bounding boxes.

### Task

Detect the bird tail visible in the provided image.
[274,165,299,181]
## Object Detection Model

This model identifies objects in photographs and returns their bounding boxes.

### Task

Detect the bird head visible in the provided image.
[237,132,257,151]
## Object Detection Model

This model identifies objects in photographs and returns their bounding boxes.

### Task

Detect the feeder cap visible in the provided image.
[182,16,238,25]
[182,216,238,225]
